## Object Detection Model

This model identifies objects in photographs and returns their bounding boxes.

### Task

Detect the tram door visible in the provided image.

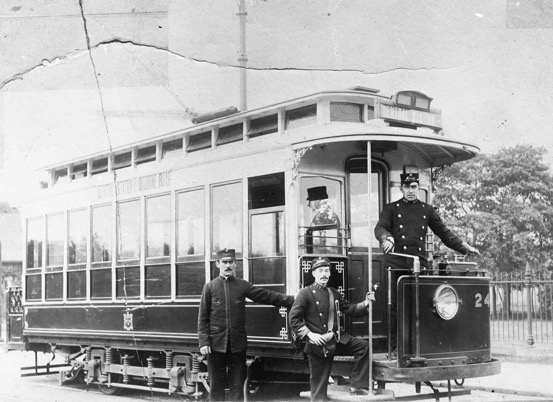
[347,158,387,340]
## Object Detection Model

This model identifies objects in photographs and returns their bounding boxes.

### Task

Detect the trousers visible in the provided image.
[307,336,371,401]
[207,348,247,401]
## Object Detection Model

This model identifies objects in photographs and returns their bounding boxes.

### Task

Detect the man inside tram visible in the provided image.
[374,172,480,356]
[290,257,376,401]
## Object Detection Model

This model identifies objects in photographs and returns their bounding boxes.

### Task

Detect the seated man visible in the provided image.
[289,257,375,401]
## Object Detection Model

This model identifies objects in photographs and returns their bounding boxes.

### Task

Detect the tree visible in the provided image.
[432,144,553,276]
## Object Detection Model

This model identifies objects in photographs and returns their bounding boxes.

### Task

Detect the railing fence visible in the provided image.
[490,266,553,344]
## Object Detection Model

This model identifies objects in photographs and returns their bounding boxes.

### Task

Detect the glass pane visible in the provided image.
[47,214,64,267]
[212,182,242,253]
[118,200,140,260]
[250,257,285,292]
[25,275,42,300]
[68,270,86,299]
[91,269,111,298]
[46,272,63,300]
[68,209,87,264]
[146,265,171,297]
[251,212,284,257]
[330,102,362,122]
[300,177,343,255]
[27,218,43,269]
[116,266,140,298]
[248,173,285,209]
[147,195,171,258]
[177,189,205,256]
[92,205,112,262]
[176,262,205,296]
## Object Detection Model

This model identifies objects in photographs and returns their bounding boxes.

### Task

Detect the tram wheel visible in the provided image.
[97,375,124,395]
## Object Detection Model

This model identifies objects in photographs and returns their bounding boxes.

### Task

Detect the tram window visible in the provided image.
[285,104,317,129]
[54,168,69,185]
[91,157,108,176]
[116,266,140,298]
[217,123,243,145]
[162,138,183,158]
[135,145,157,165]
[249,173,284,209]
[71,163,88,180]
[46,213,64,268]
[67,270,86,299]
[113,151,132,170]
[300,177,344,255]
[117,200,140,262]
[187,131,211,152]
[92,204,112,265]
[176,262,205,296]
[146,264,171,298]
[26,217,43,269]
[46,272,63,300]
[177,189,205,258]
[146,194,171,259]
[25,274,42,300]
[397,93,412,107]
[347,159,387,251]
[248,114,278,138]
[68,209,87,267]
[330,102,362,122]
[91,268,112,299]
[212,182,242,256]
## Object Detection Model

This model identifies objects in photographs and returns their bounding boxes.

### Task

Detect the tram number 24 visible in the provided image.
[475,293,490,308]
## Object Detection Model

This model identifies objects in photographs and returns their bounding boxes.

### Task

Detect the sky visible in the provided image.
[1,0,553,205]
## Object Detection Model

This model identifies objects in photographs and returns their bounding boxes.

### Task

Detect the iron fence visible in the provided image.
[490,267,553,343]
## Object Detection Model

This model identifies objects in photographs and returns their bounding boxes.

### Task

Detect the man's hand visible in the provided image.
[381,237,394,253]
[307,332,326,346]
[363,291,376,307]
[200,346,211,356]
[467,245,480,256]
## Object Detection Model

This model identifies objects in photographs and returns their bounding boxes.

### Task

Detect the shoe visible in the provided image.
[350,387,370,396]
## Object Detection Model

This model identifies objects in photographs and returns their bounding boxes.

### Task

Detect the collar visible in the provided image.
[402,198,419,204]
[219,275,235,281]
[314,282,327,290]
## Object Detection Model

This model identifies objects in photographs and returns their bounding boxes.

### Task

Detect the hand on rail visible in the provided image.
[381,237,395,253]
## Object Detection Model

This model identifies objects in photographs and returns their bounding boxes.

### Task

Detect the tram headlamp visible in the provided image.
[433,284,460,320]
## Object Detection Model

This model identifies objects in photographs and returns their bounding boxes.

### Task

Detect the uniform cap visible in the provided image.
[216,248,235,261]
[311,257,331,270]
[400,173,419,185]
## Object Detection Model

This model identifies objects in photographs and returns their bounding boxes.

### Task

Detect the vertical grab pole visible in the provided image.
[366,141,374,392]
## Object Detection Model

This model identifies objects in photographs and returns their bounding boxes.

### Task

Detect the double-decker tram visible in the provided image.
[7,86,500,400]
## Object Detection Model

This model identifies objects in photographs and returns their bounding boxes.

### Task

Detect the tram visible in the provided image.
[7,86,500,399]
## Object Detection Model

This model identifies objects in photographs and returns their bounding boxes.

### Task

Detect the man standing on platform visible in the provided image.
[289,256,375,401]
[374,172,479,355]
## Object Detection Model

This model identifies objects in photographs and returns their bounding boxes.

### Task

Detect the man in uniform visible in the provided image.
[198,248,294,401]
[374,172,479,355]
[289,257,375,401]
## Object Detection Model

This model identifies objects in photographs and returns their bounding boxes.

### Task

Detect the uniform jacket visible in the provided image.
[198,275,294,353]
[289,283,369,346]
[374,198,469,265]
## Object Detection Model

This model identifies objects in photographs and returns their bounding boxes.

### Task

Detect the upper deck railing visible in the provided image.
[40,87,448,190]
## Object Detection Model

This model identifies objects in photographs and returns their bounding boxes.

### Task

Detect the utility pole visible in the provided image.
[238,0,248,111]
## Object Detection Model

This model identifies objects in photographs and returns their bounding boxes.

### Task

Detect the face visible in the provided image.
[312,266,331,286]
[217,259,236,277]
[401,182,419,201]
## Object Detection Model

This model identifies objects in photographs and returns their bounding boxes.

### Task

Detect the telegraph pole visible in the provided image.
[238,0,248,111]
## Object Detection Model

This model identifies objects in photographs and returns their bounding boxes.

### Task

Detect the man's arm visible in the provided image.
[246,283,295,307]
[428,207,480,255]
[197,283,211,355]
[374,204,395,253]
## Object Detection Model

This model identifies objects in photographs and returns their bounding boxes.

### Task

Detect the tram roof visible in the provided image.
[40,87,479,177]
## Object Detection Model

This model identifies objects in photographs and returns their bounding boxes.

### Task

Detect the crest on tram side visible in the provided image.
[123,310,134,331]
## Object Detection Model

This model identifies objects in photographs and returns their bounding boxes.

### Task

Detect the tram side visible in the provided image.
[7,88,500,397]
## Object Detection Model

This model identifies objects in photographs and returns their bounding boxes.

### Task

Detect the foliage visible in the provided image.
[433,144,553,274]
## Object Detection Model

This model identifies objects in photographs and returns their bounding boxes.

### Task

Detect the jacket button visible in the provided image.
[402,235,405,239]
[313,291,316,293]
[422,226,425,229]
[398,214,402,217]
[400,225,403,228]
[323,324,327,327]
[316,301,319,304]
[419,248,422,251]
[403,246,407,250]
[420,237,423,240]
[423,215,426,219]
[319,313,323,316]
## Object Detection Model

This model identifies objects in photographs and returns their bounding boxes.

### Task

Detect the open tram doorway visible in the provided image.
[346,157,388,347]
